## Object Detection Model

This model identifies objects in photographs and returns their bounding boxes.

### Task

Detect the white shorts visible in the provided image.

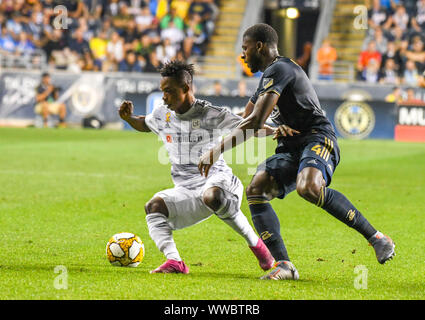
[153,173,243,230]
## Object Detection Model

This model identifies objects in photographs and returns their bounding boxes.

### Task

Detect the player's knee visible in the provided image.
[203,187,225,212]
[246,171,271,197]
[144,197,169,217]
[296,180,322,204]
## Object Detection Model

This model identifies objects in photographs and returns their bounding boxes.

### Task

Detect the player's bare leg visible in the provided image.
[296,166,395,264]
[145,197,189,274]
[58,103,67,128]
[203,186,274,271]
[41,102,49,128]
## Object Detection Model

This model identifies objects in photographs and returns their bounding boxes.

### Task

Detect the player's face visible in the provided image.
[241,36,263,73]
[160,77,187,112]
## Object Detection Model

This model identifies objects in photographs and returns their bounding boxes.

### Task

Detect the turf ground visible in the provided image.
[0,127,424,300]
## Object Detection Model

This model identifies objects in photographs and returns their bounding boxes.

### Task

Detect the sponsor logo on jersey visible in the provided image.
[191,119,201,130]
[334,101,375,139]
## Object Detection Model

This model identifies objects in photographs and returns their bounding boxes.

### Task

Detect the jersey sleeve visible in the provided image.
[144,106,160,135]
[215,107,243,131]
[250,88,260,105]
[255,61,296,99]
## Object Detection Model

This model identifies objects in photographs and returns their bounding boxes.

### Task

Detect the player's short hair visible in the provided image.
[243,23,278,46]
[159,60,194,87]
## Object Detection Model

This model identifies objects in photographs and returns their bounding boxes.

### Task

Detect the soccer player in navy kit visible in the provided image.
[199,23,395,280]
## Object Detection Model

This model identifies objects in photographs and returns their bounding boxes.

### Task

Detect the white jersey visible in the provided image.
[145,99,242,190]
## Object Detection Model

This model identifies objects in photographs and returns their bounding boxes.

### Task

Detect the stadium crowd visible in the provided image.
[0,0,219,72]
[316,0,425,90]
[359,0,425,87]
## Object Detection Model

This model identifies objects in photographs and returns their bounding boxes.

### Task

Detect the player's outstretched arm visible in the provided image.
[198,92,279,177]
[242,100,275,137]
[118,100,151,132]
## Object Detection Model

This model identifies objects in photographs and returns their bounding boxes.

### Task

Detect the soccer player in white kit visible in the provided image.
[118,60,274,274]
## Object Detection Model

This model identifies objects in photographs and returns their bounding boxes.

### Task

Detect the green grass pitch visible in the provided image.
[0,127,424,300]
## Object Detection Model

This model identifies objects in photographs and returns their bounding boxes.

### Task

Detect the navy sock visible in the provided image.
[247,196,290,262]
[317,187,377,240]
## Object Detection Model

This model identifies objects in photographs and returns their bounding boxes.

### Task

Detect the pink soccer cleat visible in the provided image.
[249,238,275,271]
[150,259,189,274]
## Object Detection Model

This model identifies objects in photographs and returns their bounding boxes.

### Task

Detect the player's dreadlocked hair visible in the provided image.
[159,60,195,87]
[243,23,278,45]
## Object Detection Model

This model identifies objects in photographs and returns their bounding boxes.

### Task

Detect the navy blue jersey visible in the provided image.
[250,56,336,152]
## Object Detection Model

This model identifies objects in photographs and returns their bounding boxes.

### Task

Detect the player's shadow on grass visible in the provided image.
[186,270,312,282]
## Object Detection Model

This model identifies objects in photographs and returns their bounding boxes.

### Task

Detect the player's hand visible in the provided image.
[119,100,133,121]
[198,148,220,178]
[273,125,301,139]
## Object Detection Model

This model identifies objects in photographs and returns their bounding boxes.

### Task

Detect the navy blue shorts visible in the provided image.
[256,135,340,199]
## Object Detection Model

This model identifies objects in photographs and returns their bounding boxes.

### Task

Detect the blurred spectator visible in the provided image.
[363,27,388,54]
[112,2,133,31]
[316,39,337,80]
[143,50,163,72]
[15,31,35,55]
[360,58,380,83]
[368,0,392,32]
[357,40,382,77]
[380,41,402,71]
[403,59,419,86]
[161,21,185,51]
[66,0,85,19]
[213,80,224,96]
[390,4,410,31]
[118,51,142,72]
[419,70,425,88]
[156,38,177,64]
[69,28,91,56]
[296,41,312,73]
[41,29,68,67]
[231,79,252,97]
[385,86,403,103]
[183,14,207,57]
[135,5,155,32]
[379,0,401,12]
[34,72,67,128]
[0,27,16,54]
[89,30,109,69]
[160,7,185,30]
[136,34,155,61]
[411,0,425,34]
[402,37,425,74]
[402,87,424,103]
[171,0,192,21]
[106,31,124,67]
[0,0,217,71]
[378,58,400,84]
[122,19,141,51]
[188,0,215,37]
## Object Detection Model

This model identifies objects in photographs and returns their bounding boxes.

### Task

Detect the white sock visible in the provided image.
[217,207,259,247]
[146,213,181,261]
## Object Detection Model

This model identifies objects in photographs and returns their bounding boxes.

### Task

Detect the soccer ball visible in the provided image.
[106,232,145,267]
